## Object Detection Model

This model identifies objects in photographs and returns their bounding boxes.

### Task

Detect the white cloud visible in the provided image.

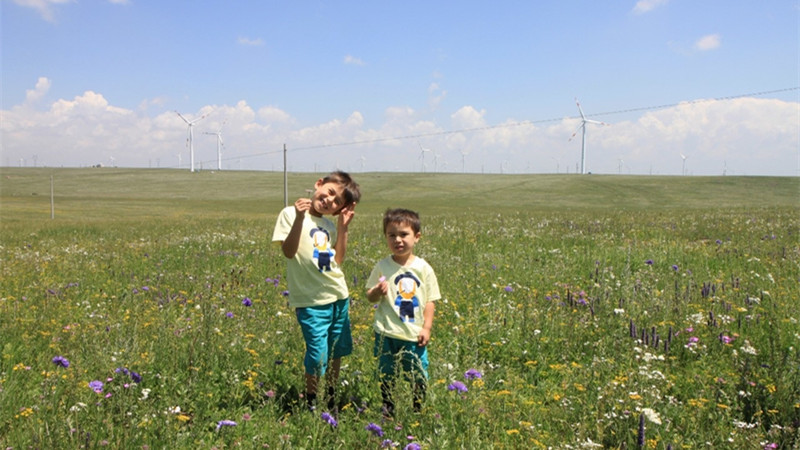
[343,55,365,66]
[12,0,72,23]
[237,37,265,46]
[428,82,447,110]
[632,0,669,15]
[25,77,52,104]
[694,34,721,51]
[1,78,797,175]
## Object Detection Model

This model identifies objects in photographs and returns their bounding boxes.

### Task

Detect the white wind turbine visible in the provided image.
[680,153,688,176]
[176,110,210,172]
[418,142,432,173]
[459,148,470,173]
[569,98,607,175]
[204,121,226,171]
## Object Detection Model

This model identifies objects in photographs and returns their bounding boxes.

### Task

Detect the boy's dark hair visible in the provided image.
[383,208,421,234]
[322,170,361,209]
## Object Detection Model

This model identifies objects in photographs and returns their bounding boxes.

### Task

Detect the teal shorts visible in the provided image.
[374,333,429,383]
[295,298,353,376]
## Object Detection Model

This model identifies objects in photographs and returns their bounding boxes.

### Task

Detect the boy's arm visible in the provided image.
[333,203,356,265]
[281,199,310,259]
[418,302,435,346]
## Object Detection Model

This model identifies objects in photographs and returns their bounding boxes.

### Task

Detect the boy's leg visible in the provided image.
[326,299,353,411]
[375,333,398,417]
[400,344,429,412]
[295,305,334,410]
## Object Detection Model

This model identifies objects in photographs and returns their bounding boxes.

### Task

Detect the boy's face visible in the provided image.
[310,180,347,216]
[385,221,420,260]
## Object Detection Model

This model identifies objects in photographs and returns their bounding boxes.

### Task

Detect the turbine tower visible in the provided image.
[680,153,688,176]
[204,121,226,171]
[176,110,210,172]
[418,142,432,173]
[569,98,607,174]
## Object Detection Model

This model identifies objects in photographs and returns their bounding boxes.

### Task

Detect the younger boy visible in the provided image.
[272,171,361,411]
[366,208,440,416]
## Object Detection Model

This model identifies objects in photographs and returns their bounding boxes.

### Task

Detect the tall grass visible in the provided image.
[1,169,798,448]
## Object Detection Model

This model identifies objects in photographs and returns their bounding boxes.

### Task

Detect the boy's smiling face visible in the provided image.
[310,180,346,216]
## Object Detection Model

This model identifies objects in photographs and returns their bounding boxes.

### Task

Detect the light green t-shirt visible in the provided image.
[366,255,441,342]
[272,206,349,308]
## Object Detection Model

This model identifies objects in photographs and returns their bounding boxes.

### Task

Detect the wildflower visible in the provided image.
[52,356,70,368]
[366,422,385,437]
[216,420,237,431]
[464,369,483,380]
[321,412,338,428]
[404,444,421,450]
[672,264,679,271]
[130,371,142,383]
[448,381,468,392]
[645,259,654,265]
[140,388,151,400]
[226,312,234,318]
[504,285,513,292]
[88,380,104,393]
[721,335,734,344]
[641,408,662,425]
[281,290,289,297]
[242,297,252,307]
[381,439,396,448]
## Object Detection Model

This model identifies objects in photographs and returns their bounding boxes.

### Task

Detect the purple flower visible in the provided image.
[216,420,237,431]
[130,371,142,383]
[672,264,679,271]
[381,440,396,448]
[52,356,70,368]
[89,380,104,393]
[281,290,289,297]
[645,259,654,265]
[226,312,234,318]
[115,367,130,375]
[321,412,338,427]
[464,369,483,380]
[242,297,252,307]
[366,422,384,437]
[504,285,513,292]
[448,381,468,392]
[404,444,421,450]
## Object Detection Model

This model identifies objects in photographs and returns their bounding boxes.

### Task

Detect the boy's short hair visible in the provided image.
[383,208,421,234]
[322,171,361,208]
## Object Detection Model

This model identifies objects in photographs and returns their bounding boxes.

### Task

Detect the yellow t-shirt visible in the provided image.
[272,206,349,308]
[366,255,440,342]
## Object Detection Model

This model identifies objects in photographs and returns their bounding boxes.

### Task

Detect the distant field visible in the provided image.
[1,168,798,224]
[1,168,798,448]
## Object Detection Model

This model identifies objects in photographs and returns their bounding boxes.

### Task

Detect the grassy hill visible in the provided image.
[1,168,797,224]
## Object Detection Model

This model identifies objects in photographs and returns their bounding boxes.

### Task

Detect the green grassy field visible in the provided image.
[1,168,798,449]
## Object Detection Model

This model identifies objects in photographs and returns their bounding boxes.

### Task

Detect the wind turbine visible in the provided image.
[418,142,431,173]
[176,110,210,172]
[680,153,688,176]
[204,121,226,171]
[357,155,366,171]
[569,98,607,174]
[459,148,470,173]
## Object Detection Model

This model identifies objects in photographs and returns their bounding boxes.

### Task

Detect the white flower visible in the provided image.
[641,407,662,425]
[140,388,151,400]
[69,402,87,412]
[740,340,758,355]
[614,308,625,315]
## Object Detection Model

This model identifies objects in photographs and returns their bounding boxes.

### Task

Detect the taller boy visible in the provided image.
[272,171,361,411]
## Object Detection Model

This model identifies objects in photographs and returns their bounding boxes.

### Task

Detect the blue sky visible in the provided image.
[2,0,798,175]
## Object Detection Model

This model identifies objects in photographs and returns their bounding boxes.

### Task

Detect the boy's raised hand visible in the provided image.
[294,197,311,216]
[337,203,357,228]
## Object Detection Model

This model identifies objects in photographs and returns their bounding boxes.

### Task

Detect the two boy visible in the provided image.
[272,171,440,415]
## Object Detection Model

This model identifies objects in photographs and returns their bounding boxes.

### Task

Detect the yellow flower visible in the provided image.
[496,390,512,396]
[717,403,728,409]
[176,414,191,422]
[506,429,520,435]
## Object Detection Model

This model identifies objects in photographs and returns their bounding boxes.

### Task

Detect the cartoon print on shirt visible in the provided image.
[309,227,334,272]
[394,272,421,322]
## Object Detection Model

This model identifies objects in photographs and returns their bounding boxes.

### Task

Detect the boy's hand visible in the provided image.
[367,278,388,303]
[294,198,311,216]
[337,203,356,227]
[418,328,431,347]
